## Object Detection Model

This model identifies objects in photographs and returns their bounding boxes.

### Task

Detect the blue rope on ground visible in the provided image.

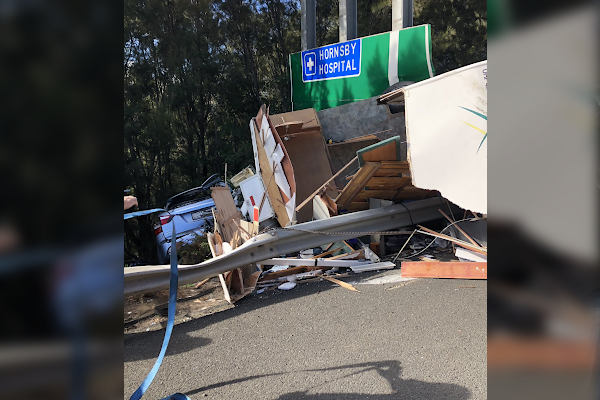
[127,219,190,400]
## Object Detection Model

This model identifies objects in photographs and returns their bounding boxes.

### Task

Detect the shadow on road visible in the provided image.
[183,360,471,399]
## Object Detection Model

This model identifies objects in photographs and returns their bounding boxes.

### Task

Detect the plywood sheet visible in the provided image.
[210,187,240,242]
[366,176,411,190]
[401,261,487,279]
[283,130,333,222]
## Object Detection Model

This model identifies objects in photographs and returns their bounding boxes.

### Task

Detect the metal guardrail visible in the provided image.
[124,197,453,296]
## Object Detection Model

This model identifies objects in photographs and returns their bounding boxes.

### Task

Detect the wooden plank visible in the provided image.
[401,261,487,279]
[194,277,211,289]
[357,136,401,165]
[335,162,381,209]
[438,209,481,247]
[322,276,360,292]
[354,190,397,201]
[417,225,487,255]
[361,141,396,163]
[328,250,362,260]
[309,247,343,259]
[259,265,318,281]
[326,134,380,145]
[379,161,409,167]
[206,232,232,303]
[211,186,240,242]
[252,119,290,227]
[365,176,411,189]
[374,168,411,177]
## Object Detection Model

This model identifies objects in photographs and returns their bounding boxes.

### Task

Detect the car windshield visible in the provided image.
[165,188,211,210]
[164,174,225,210]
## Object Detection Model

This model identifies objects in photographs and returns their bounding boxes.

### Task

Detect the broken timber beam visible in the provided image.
[335,162,381,209]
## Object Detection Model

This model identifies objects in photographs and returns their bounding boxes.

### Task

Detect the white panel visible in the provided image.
[273,163,291,199]
[272,143,285,164]
[238,174,275,222]
[404,60,487,213]
[249,120,260,173]
[284,192,296,222]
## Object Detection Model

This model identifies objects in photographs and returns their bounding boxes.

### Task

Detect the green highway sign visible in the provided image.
[290,25,434,111]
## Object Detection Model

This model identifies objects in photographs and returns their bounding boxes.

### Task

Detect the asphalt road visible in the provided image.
[124,270,487,399]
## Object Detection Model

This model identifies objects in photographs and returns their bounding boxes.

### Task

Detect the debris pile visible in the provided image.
[200,63,488,302]
[125,60,487,303]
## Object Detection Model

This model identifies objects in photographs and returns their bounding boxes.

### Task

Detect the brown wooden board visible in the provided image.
[354,190,397,201]
[357,136,401,166]
[269,108,320,132]
[274,121,304,136]
[365,176,411,189]
[335,162,381,209]
[379,161,409,167]
[417,225,487,255]
[401,261,487,279]
[252,118,290,227]
[309,247,343,259]
[210,187,240,242]
[278,129,333,223]
[374,168,411,177]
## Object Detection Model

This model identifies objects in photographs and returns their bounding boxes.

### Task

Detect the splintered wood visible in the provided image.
[322,276,360,292]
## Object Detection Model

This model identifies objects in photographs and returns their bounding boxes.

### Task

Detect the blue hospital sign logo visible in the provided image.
[304,52,316,76]
[302,38,361,82]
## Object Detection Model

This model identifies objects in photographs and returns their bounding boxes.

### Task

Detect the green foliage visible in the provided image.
[414,0,487,73]
[177,234,213,264]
